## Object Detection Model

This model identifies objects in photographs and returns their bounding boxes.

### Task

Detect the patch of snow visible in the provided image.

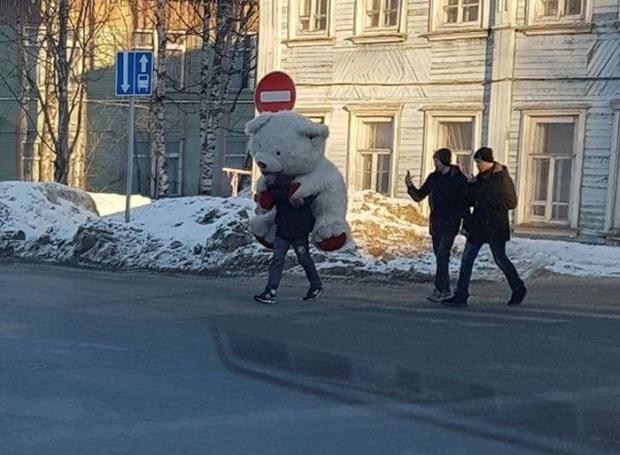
[1,182,620,281]
[89,192,152,217]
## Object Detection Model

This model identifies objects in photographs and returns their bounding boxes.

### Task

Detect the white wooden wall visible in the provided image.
[259,0,620,240]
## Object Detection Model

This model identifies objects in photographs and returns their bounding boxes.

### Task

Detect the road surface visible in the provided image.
[1,261,619,454]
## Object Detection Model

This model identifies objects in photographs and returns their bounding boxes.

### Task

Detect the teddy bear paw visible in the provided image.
[313,220,348,251]
[317,233,347,252]
[254,191,274,210]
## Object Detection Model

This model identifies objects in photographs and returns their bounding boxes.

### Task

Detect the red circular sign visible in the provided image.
[255,71,296,113]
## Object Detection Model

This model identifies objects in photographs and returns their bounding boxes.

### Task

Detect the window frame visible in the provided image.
[427,0,490,39]
[351,0,408,44]
[525,0,592,28]
[165,31,186,91]
[423,110,482,182]
[354,116,395,195]
[517,110,586,229]
[346,105,402,197]
[286,0,336,45]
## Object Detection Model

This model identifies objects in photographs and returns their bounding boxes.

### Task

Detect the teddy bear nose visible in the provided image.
[257,161,267,169]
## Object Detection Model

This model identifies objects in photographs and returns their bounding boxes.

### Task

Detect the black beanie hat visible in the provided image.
[474,147,494,163]
[434,148,452,166]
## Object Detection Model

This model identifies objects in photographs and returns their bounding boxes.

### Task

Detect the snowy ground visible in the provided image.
[1,181,620,280]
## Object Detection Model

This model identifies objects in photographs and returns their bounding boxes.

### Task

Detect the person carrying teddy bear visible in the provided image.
[253,172,323,305]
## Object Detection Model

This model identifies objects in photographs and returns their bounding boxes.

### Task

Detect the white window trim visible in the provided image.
[285,0,336,46]
[516,110,587,230]
[524,0,593,32]
[426,0,490,39]
[422,110,483,182]
[604,102,620,232]
[350,0,408,44]
[345,104,402,197]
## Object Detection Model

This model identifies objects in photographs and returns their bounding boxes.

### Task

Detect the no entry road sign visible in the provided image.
[255,71,296,113]
[115,51,153,97]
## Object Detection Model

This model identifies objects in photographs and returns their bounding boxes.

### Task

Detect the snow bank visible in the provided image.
[0,182,97,258]
[1,182,620,280]
[88,192,152,217]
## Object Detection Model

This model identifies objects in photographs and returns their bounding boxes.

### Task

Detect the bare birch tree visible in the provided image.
[149,0,170,198]
[0,0,111,187]
[174,0,257,196]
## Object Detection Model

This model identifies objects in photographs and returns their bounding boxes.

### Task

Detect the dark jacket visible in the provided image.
[463,163,517,245]
[407,165,469,237]
[268,175,316,241]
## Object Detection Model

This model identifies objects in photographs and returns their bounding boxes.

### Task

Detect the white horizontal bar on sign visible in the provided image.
[260,91,291,103]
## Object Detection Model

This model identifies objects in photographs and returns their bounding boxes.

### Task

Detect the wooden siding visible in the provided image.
[262,0,620,240]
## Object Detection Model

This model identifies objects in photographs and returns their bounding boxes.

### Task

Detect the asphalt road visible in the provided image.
[1,261,619,454]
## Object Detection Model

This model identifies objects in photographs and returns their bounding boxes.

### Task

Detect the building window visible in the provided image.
[349,0,407,43]
[437,119,475,176]
[354,117,394,195]
[132,31,154,49]
[365,0,401,29]
[518,111,586,229]
[528,121,575,223]
[528,0,589,24]
[428,0,488,35]
[443,0,481,25]
[166,33,185,90]
[299,0,329,32]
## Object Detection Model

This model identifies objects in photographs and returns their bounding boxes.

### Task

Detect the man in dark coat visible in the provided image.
[405,148,469,302]
[254,173,322,304]
[443,147,527,307]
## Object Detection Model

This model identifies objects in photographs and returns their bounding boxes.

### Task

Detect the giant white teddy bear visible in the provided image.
[245,110,349,251]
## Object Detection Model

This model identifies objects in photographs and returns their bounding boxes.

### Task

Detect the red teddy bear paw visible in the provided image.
[317,233,347,252]
[254,191,274,210]
[255,236,274,250]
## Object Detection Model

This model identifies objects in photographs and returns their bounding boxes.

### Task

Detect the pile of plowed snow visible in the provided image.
[2,182,620,279]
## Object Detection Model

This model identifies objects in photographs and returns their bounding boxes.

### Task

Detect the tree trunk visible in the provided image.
[54,0,71,184]
[198,0,214,196]
[151,0,170,198]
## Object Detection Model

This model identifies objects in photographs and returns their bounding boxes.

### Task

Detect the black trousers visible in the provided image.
[432,234,457,293]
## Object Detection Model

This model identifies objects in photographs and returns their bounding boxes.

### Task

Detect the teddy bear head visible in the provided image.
[244,111,329,177]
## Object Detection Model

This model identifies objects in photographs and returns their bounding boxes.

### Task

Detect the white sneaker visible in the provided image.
[427,289,451,303]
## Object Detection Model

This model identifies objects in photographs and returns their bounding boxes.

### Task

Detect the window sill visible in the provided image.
[347,33,407,44]
[514,223,578,239]
[283,36,336,47]
[421,28,489,41]
[517,22,593,36]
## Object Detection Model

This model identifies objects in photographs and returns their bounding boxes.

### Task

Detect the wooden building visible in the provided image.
[257,0,619,242]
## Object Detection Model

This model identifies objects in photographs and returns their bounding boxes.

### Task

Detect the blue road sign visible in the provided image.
[115,51,153,97]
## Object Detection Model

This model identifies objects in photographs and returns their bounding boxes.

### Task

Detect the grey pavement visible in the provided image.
[1,261,619,454]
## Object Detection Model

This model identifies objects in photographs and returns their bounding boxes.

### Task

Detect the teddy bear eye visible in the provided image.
[276,150,282,156]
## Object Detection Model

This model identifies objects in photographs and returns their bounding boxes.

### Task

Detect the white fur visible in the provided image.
[245,111,349,245]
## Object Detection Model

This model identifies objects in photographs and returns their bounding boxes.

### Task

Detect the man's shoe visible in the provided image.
[508,286,527,306]
[441,292,468,307]
[254,288,277,304]
[427,288,452,303]
[302,287,323,301]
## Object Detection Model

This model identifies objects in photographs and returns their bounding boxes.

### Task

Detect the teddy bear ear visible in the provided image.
[299,121,329,141]
[244,113,274,136]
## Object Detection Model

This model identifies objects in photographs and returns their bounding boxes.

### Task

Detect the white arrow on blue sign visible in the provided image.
[115,51,153,97]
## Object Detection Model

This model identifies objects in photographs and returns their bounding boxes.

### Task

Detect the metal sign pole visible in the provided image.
[125,96,135,223]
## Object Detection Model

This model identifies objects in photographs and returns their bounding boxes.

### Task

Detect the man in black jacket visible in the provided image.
[443,147,527,307]
[254,173,322,304]
[406,148,469,302]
